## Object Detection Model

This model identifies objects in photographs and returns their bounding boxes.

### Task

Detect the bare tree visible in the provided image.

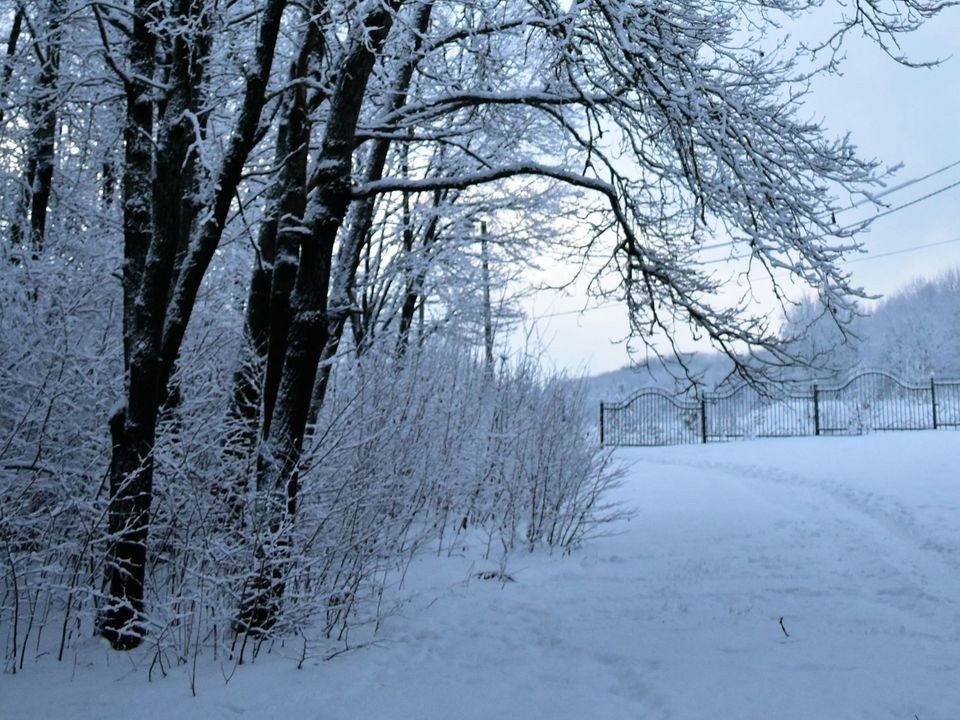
[98,0,287,648]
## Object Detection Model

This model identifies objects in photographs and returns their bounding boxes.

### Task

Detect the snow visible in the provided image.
[4,431,959,719]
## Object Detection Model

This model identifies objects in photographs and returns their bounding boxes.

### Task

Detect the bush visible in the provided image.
[0,267,622,674]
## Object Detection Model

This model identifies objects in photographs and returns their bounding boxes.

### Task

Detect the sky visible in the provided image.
[512,7,960,376]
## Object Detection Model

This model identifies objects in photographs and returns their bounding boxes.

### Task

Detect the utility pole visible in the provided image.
[480,221,494,376]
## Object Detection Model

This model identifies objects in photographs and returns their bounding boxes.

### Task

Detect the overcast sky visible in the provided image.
[513,7,960,376]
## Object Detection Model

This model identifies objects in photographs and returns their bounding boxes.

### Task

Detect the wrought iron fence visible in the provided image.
[600,370,960,447]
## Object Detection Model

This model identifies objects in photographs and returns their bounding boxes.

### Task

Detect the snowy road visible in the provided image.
[5,431,959,719]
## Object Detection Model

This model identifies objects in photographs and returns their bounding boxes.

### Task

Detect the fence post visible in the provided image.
[701,398,708,444]
[599,402,605,446]
[931,377,938,430]
[813,384,820,436]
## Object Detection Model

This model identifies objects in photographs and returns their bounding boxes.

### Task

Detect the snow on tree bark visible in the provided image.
[241,0,402,632]
[100,0,158,650]
[103,0,284,649]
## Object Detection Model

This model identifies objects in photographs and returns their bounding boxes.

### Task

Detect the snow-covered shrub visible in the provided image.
[0,266,621,673]
[235,345,626,644]
[0,243,121,673]
[473,356,624,551]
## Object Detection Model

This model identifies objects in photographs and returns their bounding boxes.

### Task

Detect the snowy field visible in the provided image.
[3,431,959,719]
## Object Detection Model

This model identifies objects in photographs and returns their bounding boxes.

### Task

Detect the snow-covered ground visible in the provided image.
[4,431,959,719]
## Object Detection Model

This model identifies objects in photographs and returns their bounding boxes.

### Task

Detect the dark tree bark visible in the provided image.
[241,0,401,633]
[158,0,288,397]
[101,0,284,651]
[0,7,23,127]
[100,156,116,208]
[261,67,314,438]
[225,4,327,530]
[311,0,435,411]
[225,112,289,459]
[166,0,212,296]
[396,187,442,358]
[154,0,212,418]
[99,0,157,650]
[12,0,62,252]
[101,0,200,638]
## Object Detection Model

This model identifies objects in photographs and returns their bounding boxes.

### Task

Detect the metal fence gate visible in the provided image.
[600,370,960,447]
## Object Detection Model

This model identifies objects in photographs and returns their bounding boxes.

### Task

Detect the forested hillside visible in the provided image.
[589,268,960,404]
[781,267,960,380]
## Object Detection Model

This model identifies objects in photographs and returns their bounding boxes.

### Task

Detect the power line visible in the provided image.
[851,158,960,209]
[837,178,960,231]
[527,234,960,321]
[526,162,960,319]
[846,235,960,264]
[531,304,611,320]
[696,158,960,253]
[702,220,960,267]
[698,174,960,268]
[524,162,960,321]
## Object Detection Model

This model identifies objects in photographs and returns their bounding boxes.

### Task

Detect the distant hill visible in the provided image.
[582,267,960,408]
[581,353,734,407]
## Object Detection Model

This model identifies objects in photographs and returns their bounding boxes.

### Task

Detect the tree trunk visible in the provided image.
[396,187,443,357]
[13,0,62,252]
[99,0,157,649]
[0,8,23,127]
[99,0,286,650]
[261,77,312,437]
[225,112,288,458]
[241,1,399,633]
[158,0,289,397]
[311,0,435,411]
[226,6,326,529]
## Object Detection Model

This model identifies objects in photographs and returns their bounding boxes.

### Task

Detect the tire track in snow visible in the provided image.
[632,454,960,576]
[626,449,960,656]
